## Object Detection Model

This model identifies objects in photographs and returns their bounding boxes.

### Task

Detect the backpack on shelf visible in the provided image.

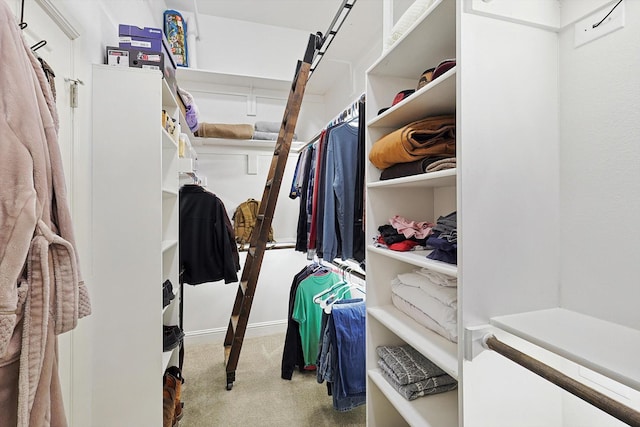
[233,199,274,246]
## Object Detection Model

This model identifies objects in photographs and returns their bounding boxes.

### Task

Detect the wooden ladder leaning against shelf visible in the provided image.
[223,33,320,391]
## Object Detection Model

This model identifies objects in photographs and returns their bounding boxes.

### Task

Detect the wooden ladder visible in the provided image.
[223,34,320,391]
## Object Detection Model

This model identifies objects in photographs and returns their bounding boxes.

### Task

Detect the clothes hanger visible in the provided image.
[31,40,47,52]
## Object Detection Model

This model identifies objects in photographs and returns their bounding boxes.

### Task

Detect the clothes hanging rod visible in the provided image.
[483,335,640,426]
[308,0,358,80]
[330,259,365,281]
[301,93,365,151]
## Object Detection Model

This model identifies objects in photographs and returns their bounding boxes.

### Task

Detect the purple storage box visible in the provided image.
[118,24,163,52]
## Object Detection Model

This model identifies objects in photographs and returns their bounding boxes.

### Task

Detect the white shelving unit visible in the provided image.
[91,64,181,426]
[490,308,640,391]
[365,1,458,425]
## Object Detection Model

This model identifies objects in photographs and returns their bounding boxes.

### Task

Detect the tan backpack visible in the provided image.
[233,199,274,245]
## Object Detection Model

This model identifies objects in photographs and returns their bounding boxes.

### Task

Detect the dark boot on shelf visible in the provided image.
[162,375,176,427]
[165,366,185,424]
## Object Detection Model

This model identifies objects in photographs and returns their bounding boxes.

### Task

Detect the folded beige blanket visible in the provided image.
[369,115,456,169]
[195,123,254,139]
[426,157,456,172]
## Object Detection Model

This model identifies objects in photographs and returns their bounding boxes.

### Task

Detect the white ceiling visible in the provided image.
[191,0,345,33]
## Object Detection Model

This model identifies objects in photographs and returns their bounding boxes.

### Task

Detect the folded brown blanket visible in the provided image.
[195,123,254,139]
[369,115,455,169]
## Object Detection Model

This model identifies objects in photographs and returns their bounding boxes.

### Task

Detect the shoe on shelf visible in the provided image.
[163,280,175,308]
[165,366,185,424]
[162,376,176,427]
[163,325,184,352]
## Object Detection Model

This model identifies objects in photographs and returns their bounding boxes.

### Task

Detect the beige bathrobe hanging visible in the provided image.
[0,1,91,425]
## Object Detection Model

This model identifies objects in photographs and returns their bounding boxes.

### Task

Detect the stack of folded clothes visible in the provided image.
[369,114,456,179]
[391,269,458,342]
[376,344,457,401]
[425,211,457,264]
[252,121,297,141]
[374,215,434,252]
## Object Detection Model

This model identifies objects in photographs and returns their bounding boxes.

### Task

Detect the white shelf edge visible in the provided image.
[368,305,458,379]
[193,137,306,154]
[162,240,178,253]
[490,308,640,392]
[368,168,456,189]
[368,368,458,426]
[176,67,291,91]
[162,78,178,110]
[367,67,456,129]
[367,245,457,277]
[162,349,176,373]
[162,129,178,148]
[162,188,178,197]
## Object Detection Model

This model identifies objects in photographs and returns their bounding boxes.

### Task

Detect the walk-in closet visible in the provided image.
[1,0,639,426]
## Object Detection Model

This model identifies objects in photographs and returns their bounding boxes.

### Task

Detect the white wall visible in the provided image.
[558,0,640,330]
[193,13,312,81]
[558,2,640,423]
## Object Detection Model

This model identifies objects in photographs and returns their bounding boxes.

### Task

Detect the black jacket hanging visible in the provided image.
[179,184,240,285]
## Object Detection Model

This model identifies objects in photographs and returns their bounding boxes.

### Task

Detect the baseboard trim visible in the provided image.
[184,319,288,346]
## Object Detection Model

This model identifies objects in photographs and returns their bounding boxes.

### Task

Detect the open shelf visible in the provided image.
[162,129,178,148]
[367,0,455,79]
[368,68,456,129]
[490,308,640,391]
[177,67,292,92]
[369,305,458,379]
[368,168,456,189]
[193,137,307,153]
[368,245,457,277]
[368,368,458,426]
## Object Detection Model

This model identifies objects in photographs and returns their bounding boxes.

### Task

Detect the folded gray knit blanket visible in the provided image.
[378,359,457,400]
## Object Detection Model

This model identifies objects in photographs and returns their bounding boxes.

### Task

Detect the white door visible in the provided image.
[8,0,80,423]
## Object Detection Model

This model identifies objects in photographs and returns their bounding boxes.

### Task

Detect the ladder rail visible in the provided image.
[223,33,319,390]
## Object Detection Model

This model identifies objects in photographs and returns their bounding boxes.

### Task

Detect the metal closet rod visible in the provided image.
[484,335,640,426]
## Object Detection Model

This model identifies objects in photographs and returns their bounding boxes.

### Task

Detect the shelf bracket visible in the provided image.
[463,324,493,361]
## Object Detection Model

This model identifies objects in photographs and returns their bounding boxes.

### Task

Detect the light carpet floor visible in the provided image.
[180,333,366,426]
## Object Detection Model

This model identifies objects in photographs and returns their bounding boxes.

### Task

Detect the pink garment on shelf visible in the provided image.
[389,215,434,239]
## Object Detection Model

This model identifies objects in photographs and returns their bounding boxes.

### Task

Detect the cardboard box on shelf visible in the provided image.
[118,24,163,52]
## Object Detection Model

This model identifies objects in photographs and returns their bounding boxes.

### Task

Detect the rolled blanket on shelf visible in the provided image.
[369,115,455,170]
[195,123,254,139]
